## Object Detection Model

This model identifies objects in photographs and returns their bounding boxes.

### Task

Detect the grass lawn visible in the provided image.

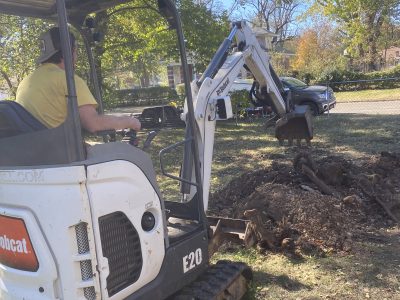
[335,88,400,102]
[214,237,400,300]
[149,114,400,197]
[144,113,400,299]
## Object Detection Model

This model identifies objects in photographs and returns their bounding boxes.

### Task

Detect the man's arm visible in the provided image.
[79,104,141,133]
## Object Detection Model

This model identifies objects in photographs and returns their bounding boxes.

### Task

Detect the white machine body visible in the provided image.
[185,21,287,210]
[0,160,165,300]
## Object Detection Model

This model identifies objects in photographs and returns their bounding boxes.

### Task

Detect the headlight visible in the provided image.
[318,92,327,100]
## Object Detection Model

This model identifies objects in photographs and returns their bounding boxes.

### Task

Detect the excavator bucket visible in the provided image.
[207,216,256,256]
[275,105,313,146]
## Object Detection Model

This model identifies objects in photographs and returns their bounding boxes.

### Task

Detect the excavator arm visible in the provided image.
[182,21,313,211]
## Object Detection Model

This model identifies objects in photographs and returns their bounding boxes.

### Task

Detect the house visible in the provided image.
[380,46,400,68]
[166,55,195,88]
[252,26,278,51]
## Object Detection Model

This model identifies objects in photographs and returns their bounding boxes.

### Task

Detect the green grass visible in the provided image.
[335,88,400,102]
[143,113,400,299]
[213,238,400,300]
[148,114,400,198]
[211,116,399,299]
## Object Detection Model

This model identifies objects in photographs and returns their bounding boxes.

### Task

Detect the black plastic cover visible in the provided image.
[99,211,143,297]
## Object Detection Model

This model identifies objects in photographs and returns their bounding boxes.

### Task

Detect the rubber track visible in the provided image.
[171,260,252,300]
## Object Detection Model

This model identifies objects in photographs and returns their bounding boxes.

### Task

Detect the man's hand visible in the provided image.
[79,104,141,133]
[128,116,141,131]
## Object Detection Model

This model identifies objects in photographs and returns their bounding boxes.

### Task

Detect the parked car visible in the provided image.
[230,78,254,92]
[231,77,336,116]
[280,77,336,115]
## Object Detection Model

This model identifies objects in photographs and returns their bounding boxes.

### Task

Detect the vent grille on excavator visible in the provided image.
[99,212,143,297]
[75,222,96,300]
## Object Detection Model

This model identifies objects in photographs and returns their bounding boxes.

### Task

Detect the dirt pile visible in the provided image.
[209,152,400,255]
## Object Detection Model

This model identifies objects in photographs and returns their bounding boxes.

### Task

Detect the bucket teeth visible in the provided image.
[275,105,313,145]
[278,138,311,147]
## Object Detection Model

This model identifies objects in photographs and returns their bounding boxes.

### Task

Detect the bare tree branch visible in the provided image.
[245,0,301,42]
[0,70,14,96]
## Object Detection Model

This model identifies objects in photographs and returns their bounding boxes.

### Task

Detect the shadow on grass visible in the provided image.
[317,231,400,290]
[313,113,400,155]
[148,113,400,198]
[247,270,312,294]
[218,113,400,156]
[212,113,400,182]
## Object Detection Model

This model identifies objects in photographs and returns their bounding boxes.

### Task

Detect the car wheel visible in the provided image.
[304,102,319,116]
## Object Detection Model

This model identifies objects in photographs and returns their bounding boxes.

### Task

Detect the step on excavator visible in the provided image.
[0,0,313,299]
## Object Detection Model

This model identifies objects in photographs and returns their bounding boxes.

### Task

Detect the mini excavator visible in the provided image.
[0,1,312,299]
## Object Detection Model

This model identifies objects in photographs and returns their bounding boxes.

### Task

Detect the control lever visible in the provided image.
[143,130,158,150]
[122,130,139,147]
[122,130,159,150]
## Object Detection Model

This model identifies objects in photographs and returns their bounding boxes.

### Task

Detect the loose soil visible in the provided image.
[209,152,400,256]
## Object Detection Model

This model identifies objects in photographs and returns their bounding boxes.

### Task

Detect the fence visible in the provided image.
[324,77,400,92]
[105,86,179,109]
[324,77,400,115]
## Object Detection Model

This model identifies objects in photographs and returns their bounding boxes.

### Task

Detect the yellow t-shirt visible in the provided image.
[16,63,98,128]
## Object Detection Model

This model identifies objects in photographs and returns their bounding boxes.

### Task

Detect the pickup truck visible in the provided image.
[281,77,336,115]
[231,77,336,116]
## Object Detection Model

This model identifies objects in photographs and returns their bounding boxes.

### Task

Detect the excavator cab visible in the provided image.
[0,1,251,299]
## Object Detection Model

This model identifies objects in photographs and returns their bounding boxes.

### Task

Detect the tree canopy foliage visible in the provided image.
[293,19,346,79]
[2,0,400,97]
[0,15,51,98]
[315,0,400,71]
[0,0,230,98]
[178,0,230,71]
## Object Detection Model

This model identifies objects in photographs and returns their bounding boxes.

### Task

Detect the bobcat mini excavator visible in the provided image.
[0,0,313,299]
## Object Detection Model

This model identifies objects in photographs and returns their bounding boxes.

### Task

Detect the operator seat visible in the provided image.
[0,100,46,139]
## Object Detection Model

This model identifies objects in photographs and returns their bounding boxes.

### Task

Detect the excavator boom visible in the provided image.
[184,21,313,211]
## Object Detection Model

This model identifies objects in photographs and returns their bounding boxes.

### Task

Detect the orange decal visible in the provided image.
[0,215,39,272]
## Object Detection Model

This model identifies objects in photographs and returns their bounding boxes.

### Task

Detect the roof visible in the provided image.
[251,26,278,37]
[0,0,130,22]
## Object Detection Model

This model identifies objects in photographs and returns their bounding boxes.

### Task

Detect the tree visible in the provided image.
[0,0,230,104]
[377,19,400,68]
[243,0,302,42]
[293,20,346,78]
[91,3,175,91]
[293,30,319,72]
[0,15,50,98]
[315,0,400,71]
[90,0,230,93]
[178,0,230,71]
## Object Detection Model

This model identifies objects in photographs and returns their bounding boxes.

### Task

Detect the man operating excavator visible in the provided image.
[16,27,141,133]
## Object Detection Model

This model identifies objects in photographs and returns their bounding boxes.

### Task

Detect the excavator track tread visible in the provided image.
[171,260,252,300]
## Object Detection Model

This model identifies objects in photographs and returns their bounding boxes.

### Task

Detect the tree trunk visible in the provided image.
[365,11,384,71]
[1,70,15,98]
[357,44,366,72]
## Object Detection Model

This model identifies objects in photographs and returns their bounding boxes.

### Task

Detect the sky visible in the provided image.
[217,0,314,36]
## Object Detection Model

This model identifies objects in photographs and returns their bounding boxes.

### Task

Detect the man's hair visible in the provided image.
[43,51,64,64]
[39,27,76,64]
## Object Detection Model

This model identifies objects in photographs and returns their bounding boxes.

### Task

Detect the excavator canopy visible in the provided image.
[0,0,129,21]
